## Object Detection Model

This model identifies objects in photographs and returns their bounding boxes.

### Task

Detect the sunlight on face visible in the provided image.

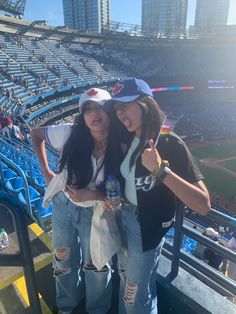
[114,101,143,136]
[83,101,110,132]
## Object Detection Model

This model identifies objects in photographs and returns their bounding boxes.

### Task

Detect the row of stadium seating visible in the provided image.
[0,136,58,232]
[0,33,128,118]
[166,227,197,254]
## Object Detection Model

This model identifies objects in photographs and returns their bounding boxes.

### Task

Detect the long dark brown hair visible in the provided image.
[58,110,124,190]
[129,96,165,168]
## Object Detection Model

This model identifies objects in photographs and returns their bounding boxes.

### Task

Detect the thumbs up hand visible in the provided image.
[141,139,161,172]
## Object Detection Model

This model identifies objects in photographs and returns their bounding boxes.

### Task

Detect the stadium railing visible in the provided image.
[0,197,41,314]
[164,204,236,296]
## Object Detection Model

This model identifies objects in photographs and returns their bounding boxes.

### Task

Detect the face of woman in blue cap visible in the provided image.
[114,101,143,136]
[111,78,153,137]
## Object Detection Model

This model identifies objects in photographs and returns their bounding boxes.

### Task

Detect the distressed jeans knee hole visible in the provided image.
[124,281,138,305]
[54,247,70,262]
[53,247,71,277]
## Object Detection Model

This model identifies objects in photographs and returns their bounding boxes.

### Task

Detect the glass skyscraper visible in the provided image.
[62,0,110,33]
[142,0,188,34]
[195,0,230,31]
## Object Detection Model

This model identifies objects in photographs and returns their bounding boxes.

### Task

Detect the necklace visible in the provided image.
[94,138,108,151]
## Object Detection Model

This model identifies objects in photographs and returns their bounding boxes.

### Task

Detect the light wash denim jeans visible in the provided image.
[116,203,164,314]
[52,192,84,313]
[52,192,112,314]
[77,206,112,314]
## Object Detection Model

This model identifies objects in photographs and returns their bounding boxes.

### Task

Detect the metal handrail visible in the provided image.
[167,204,236,295]
[0,153,36,222]
[0,197,41,313]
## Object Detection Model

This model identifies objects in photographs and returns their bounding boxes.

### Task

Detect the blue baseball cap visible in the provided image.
[110,78,153,103]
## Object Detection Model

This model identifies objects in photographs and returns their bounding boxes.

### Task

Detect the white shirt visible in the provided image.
[120,136,140,205]
[45,123,72,151]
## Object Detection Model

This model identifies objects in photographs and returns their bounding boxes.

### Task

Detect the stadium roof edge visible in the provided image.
[0,15,236,49]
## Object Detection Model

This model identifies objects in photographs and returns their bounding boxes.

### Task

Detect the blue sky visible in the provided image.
[24,0,236,27]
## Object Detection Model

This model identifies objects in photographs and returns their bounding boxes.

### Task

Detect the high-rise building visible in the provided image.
[195,0,230,30]
[62,0,110,33]
[142,0,188,34]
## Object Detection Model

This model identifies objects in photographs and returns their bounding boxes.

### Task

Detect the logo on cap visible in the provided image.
[87,88,98,96]
[112,83,124,96]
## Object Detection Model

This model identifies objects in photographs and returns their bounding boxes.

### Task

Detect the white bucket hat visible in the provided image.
[79,88,111,113]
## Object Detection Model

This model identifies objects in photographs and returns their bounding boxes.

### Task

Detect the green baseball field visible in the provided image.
[190,141,236,204]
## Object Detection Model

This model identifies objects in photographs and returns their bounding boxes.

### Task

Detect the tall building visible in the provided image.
[195,0,230,31]
[142,0,188,34]
[62,0,110,33]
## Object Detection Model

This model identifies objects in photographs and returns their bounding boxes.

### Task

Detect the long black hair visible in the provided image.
[129,96,165,168]
[58,110,124,191]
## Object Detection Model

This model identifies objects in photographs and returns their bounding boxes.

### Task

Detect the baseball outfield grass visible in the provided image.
[190,142,236,202]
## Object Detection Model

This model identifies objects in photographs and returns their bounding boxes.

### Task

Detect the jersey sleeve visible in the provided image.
[45,124,72,151]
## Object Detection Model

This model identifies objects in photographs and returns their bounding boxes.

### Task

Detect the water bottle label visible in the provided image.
[0,231,9,249]
[107,191,118,198]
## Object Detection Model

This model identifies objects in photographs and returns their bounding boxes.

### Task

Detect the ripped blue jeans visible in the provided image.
[77,206,112,314]
[116,203,164,314]
[52,192,84,313]
[52,192,112,314]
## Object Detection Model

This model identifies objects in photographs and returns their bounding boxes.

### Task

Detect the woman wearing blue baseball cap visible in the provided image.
[105,78,211,314]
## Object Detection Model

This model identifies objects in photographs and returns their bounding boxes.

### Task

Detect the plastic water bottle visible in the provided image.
[0,228,9,249]
[105,174,121,210]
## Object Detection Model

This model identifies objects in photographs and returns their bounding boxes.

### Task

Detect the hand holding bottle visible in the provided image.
[105,174,121,212]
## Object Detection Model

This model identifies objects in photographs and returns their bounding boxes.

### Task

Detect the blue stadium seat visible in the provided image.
[34,175,46,189]
[34,198,53,232]
[18,185,41,207]
[0,162,8,171]
[5,176,25,193]
[36,198,52,218]
[182,236,197,254]
[3,168,17,180]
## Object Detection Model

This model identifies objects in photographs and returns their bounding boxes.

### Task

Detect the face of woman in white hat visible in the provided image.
[80,88,111,134]
[83,101,110,134]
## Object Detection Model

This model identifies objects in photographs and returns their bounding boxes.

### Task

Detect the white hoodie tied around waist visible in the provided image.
[42,169,121,270]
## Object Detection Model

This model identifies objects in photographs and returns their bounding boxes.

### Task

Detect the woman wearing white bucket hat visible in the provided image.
[31,87,123,314]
